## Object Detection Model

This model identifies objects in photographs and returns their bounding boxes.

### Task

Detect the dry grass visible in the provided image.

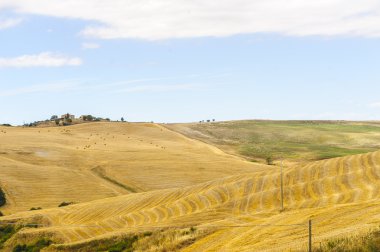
[2,122,380,251]
[311,227,380,252]
[0,122,266,214]
[1,150,380,251]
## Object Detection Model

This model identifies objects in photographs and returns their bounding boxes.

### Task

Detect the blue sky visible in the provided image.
[1,1,380,125]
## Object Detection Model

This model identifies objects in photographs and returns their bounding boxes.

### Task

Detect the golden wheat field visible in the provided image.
[1,122,380,251]
[0,123,266,214]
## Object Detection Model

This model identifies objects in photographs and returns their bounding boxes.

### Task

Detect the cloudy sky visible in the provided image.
[1,0,380,125]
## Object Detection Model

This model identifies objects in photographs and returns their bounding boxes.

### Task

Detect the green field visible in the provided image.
[166,120,380,163]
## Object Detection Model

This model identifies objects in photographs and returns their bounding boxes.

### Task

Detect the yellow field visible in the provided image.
[0,123,266,214]
[1,123,380,251]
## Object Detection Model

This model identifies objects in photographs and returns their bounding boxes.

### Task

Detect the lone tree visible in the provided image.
[121,117,125,122]
[266,156,274,165]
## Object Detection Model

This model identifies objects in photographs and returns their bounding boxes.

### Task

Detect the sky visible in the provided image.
[1,0,380,125]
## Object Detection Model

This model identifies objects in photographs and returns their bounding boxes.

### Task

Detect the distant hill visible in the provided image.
[166,120,380,164]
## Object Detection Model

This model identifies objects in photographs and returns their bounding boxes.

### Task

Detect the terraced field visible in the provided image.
[1,149,380,251]
[0,123,266,214]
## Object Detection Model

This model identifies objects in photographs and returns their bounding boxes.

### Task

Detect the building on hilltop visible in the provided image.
[61,113,75,120]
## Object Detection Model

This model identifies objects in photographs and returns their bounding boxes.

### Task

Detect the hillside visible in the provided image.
[0,123,267,214]
[1,150,380,251]
[165,120,380,164]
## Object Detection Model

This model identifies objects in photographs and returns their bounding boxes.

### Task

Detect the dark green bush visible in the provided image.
[0,225,16,249]
[29,207,42,211]
[107,236,138,252]
[0,187,6,207]
[12,239,52,252]
[266,156,274,165]
[94,235,139,252]
[58,202,74,207]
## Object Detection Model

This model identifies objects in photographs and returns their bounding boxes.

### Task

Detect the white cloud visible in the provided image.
[0,18,22,30]
[3,0,380,40]
[0,52,82,68]
[82,42,100,49]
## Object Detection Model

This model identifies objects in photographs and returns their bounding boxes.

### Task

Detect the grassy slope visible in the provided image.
[165,120,380,163]
[1,150,380,251]
[0,123,266,214]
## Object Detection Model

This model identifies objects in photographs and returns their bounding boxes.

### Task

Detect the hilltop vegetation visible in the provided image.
[166,120,380,163]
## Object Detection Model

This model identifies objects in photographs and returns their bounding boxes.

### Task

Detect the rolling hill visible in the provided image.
[0,122,267,214]
[1,146,380,251]
[165,120,380,164]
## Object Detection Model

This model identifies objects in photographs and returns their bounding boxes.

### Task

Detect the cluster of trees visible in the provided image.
[199,119,216,123]
[23,122,39,127]
[22,114,118,127]
[81,115,111,122]
[49,114,111,126]
[81,115,93,121]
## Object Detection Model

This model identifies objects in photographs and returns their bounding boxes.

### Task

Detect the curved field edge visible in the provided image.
[0,223,212,252]
[1,150,380,251]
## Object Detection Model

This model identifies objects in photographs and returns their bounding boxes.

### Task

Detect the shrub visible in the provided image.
[29,207,42,211]
[95,235,138,252]
[12,238,52,252]
[266,156,274,165]
[0,225,16,249]
[143,231,152,237]
[58,202,74,207]
[0,188,6,207]
[86,115,94,121]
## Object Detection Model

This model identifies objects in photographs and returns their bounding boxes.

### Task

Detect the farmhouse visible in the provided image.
[61,113,75,120]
